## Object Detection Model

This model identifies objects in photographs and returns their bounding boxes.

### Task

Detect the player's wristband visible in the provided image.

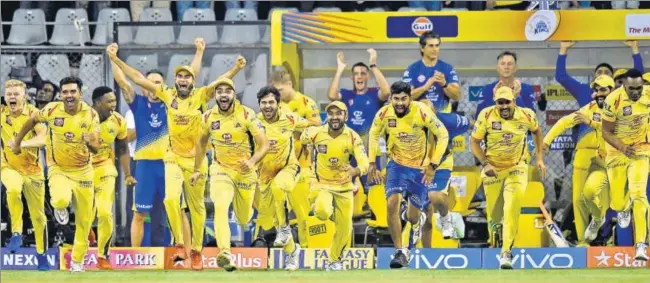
[369,64,377,68]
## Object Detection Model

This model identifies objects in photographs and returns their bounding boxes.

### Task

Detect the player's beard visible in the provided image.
[218,96,234,112]
[499,107,512,119]
[393,104,408,118]
[176,83,194,98]
[328,118,344,131]
[595,96,606,108]
[262,106,277,121]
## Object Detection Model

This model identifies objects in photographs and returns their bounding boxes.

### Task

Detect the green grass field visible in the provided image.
[3,269,650,283]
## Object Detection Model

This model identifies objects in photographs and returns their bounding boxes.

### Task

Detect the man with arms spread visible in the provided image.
[602,69,650,260]
[190,78,269,272]
[89,86,136,269]
[254,86,309,270]
[300,101,369,271]
[543,75,615,245]
[470,86,545,269]
[1,79,48,270]
[107,42,245,270]
[556,41,644,228]
[12,76,101,273]
[367,81,449,268]
[271,69,322,247]
[402,31,460,113]
[327,49,390,193]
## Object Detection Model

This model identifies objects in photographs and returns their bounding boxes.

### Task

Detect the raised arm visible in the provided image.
[191,38,206,76]
[205,55,247,98]
[556,41,587,101]
[108,44,136,104]
[107,43,159,94]
[367,49,391,102]
[625,40,645,73]
[328,52,346,101]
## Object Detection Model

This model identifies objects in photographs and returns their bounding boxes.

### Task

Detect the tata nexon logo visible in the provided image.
[411,17,433,36]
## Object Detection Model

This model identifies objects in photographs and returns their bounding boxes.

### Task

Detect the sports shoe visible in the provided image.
[172,244,188,262]
[389,249,409,269]
[36,253,50,271]
[54,208,69,225]
[8,233,23,253]
[97,257,113,270]
[499,252,513,270]
[191,250,203,271]
[411,212,426,245]
[439,214,454,239]
[635,243,649,261]
[326,261,346,271]
[216,251,236,272]
[618,210,631,228]
[584,217,605,243]
[70,261,85,273]
[451,212,466,239]
[274,226,293,247]
[284,243,300,271]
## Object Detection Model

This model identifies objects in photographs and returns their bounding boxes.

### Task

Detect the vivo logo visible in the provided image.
[494,249,574,269]
[406,249,469,269]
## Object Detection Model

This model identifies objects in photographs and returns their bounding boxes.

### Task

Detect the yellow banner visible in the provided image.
[545,84,575,101]
[274,10,650,44]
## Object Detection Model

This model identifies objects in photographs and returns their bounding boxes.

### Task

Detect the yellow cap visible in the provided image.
[214,77,236,92]
[613,69,627,80]
[173,65,195,78]
[590,75,615,89]
[494,86,515,101]
[325,101,347,112]
[643,72,650,83]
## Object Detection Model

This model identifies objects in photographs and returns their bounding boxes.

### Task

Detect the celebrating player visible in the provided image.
[1,79,48,270]
[602,69,650,260]
[255,86,310,270]
[470,86,545,269]
[271,69,322,247]
[402,31,460,113]
[300,101,369,271]
[89,86,136,269]
[556,40,644,229]
[543,75,615,245]
[367,81,449,268]
[12,76,100,273]
[107,42,246,270]
[190,78,269,272]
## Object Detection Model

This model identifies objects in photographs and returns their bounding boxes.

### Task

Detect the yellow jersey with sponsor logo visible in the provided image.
[544,101,606,159]
[602,85,650,157]
[257,110,309,183]
[92,112,128,176]
[472,106,539,170]
[1,104,44,175]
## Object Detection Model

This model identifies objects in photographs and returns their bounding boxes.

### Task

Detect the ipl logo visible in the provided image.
[411,17,433,36]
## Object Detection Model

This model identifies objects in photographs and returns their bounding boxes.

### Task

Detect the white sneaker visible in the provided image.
[439,214,454,239]
[326,261,346,271]
[618,211,631,228]
[55,208,69,225]
[70,261,85,273]
[451,213,466,239]
[635,243,649,261]
[499,252,513,270]
[402,248,412,265]
[274,226,293,247]
[284,244,300,271]
[411,212,426,245]
[584,217,605,243]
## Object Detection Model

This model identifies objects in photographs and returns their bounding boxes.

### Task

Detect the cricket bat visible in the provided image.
[539,202,570,248]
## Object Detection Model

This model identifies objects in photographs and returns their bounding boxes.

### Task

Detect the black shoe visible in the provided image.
[390,250,408,269]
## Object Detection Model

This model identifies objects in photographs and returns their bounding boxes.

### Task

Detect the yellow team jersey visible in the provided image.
[544,101,606,158]
[602,86,650,157]
[155,84,213,158]
[1,104,44,175]
[369,101,449,169]
[280,91,320,166]
[472,106,540,170]
[202,101,265,171]
[300,125,369,187]
[92,112,128,168]
[35,102,100,171]
[257,110,310,183]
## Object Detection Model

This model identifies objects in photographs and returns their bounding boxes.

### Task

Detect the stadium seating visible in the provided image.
[397,6,427,11]
[0,55,27,87]
[221,8,260,44]
[49,8,91,46]
[79,54,106,104]
[92,8,133,45]
[6,9,47,45]
[165,54,196,87]
[365,7,387,12]
[177,8,219,45]
[313,7,343,12]
[36,55,71,87]
[208,54,246,93]
[125,54,160,76]
[134,8,174,45]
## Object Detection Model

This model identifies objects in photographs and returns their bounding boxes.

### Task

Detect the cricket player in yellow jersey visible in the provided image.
[89,87,136,269]
[108,43,245,270]
[271,69,322,247]
[13,76,101,273]
[254,86,311,270]
[300,101,369,271]
[602,69,650,261]
[1,79,49,271]
[190,78,269,272]
[470,86,545,269]
[367,81,449,269]
[543,75,615,245]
